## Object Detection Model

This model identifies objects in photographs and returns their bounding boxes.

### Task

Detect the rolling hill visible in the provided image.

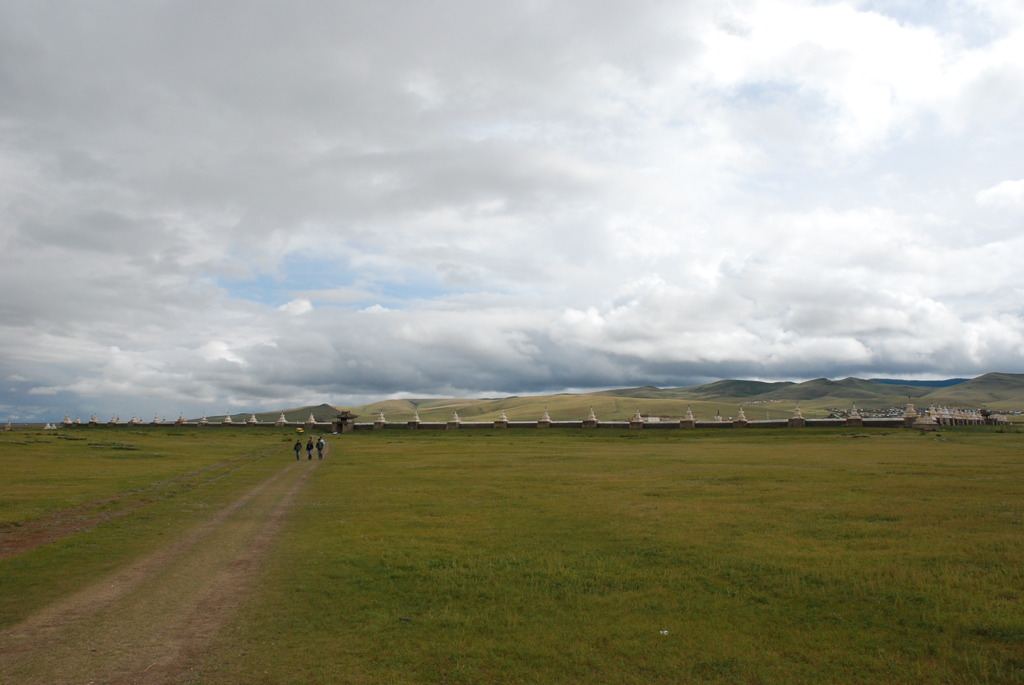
[205,373,1024,424]
[869,378,969,388]
[325,372,1024,423]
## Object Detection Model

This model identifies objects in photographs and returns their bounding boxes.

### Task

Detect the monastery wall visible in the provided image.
[39,403,1002,433]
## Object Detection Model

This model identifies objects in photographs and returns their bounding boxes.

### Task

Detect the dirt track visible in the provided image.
[0,455,318,684]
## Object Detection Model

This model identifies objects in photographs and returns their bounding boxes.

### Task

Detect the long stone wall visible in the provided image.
[352,417,908,431]
[47,403,1004,433]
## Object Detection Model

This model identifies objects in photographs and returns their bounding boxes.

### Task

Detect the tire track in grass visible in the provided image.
[0,455,321,684]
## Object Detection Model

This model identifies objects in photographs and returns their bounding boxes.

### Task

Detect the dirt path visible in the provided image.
[0,453,321,684]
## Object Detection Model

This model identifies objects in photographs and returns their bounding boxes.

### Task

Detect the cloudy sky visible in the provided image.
[2,0,1023,421]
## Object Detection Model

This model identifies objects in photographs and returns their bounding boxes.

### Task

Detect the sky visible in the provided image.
[2,0,1023,421]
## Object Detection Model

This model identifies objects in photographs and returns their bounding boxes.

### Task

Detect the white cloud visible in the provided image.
[0,0,1022,419]
[278,299,314,315]
[695,1,950,151]
[197,342,246,365]
[976,179,1024,210]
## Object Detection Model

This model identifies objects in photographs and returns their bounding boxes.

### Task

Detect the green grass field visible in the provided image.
[3,427,1023,683]
[0,429,289,627]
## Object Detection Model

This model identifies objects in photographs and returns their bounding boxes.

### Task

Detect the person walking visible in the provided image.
[306,438,314,460]
[316,437,325,460]
[293,439,302,460]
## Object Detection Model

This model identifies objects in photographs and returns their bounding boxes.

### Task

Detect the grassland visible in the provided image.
[0,429,275,525]
[0,429,290,627]
[2,427,1023,683]
[205,427,1023,684]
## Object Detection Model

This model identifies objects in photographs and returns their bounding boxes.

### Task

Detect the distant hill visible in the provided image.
[921,372,1024,405]
[751,377,918,402]
[193,403,344,424]
[268,372,1024,424]
[869,378,969,387]
[671,379,795,399]
[591,385,669,399]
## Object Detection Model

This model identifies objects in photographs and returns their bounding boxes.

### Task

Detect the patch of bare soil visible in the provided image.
[0,496,151,561]
[0,450,323,684]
